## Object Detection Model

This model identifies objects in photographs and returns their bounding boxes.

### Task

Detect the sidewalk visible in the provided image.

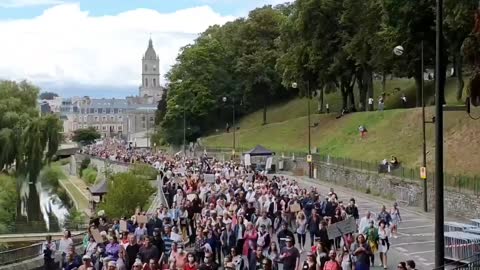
[59,175,91,216]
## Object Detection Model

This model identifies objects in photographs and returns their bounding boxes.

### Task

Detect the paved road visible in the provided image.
[278,174,443,269]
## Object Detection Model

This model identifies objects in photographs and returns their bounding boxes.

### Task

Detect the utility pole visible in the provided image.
[421,40,428,212]
[434,0,445,267]
[307,81,312,178]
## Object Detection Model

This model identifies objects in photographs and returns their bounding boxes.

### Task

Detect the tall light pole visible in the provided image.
[223,96,236,155]
[434,0,445,267]
[394,41,431,212]
[292,82,312,178]
[174,79,186,156]
[175,104,186,156]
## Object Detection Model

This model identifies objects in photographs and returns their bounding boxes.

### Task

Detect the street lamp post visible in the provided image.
[223,96,236,155]
[434,0,445,267]
[175,104,187,156]
[292,82,313,178]
[395,41,431,212]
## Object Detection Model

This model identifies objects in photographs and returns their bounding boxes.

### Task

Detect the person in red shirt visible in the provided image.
[184,252,198,270]
[323,250,342,270]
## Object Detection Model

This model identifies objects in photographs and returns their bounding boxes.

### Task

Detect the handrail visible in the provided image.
[0,232,85,266]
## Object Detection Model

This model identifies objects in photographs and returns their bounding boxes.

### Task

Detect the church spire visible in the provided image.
[144,37,157,60]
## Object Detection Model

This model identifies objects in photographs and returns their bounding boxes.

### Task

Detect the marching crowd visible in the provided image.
[44,141,418,270]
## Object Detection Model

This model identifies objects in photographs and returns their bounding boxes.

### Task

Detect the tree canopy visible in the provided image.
[0,81,63,182]
[72,127,101,145]
[158,0,479,145]
[39,91,59,100]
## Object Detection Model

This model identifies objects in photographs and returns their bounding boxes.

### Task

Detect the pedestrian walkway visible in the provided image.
[277,172,465,269]
[59,176,91,216]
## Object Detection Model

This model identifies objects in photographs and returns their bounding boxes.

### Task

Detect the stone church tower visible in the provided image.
[139,38,163,103]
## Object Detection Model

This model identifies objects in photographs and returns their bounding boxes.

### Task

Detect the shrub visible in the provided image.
[99,172,155,218]
[79,158,90,177]
[81,167,97,185]
[130,163,158,181]
[0,175,17,233]
[39,165,66,188]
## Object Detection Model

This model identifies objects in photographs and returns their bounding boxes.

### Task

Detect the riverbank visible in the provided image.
[58,176,91,217]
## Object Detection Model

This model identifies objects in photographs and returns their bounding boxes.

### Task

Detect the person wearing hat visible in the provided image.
[301,251,317,270]
[277,222,295,251]
[279,236,300,270]
[78,255,93,270]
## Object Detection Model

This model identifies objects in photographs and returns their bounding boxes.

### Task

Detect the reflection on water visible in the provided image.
[17,180,70,233]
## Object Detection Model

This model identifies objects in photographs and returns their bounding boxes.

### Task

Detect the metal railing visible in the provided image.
[0,232,85,266]
[204,147,480,195]
[432,253,480,269]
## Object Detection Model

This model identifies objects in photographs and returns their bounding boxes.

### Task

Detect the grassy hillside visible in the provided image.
[203,78,480,176]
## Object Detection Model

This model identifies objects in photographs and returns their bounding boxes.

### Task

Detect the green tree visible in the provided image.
[99,172,154,218]
[72,127,101,145]
[39,91,59,100]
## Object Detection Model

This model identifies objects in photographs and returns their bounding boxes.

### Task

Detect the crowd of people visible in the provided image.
[43,140,418,270]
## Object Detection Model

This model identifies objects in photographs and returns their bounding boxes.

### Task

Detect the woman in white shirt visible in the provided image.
[58,230,73,268]
[378,220,391,269]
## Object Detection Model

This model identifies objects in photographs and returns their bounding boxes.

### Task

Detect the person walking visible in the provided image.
[390,203,402,238]
[352,234,372,270]
[378,220,390,269]
[295,212,307,252]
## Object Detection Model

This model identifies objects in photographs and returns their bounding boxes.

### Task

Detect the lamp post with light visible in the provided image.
[292,81,313,178]
[223,96,236,156]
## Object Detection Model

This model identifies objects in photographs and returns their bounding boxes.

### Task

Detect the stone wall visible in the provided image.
[282,157,480,219]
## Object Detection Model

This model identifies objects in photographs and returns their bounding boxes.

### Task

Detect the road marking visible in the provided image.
[398,225,433,230]
[395,247,409,253]
[416,257,428,262]
[407,250,434,255]
[391,240,435,247]
[422,262,434,266]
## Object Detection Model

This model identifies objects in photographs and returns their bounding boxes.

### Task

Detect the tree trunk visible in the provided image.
[340,84,348,111]
[456,51,465,101]
[382,70,387,93]
[318,86,324,113]
[414,61,423,107]
[348,87,356,112]
[357,71,365,111]
[262,92,267,125]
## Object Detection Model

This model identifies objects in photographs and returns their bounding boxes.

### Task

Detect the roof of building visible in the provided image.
[144,38,158,60]
[84,99,130,109]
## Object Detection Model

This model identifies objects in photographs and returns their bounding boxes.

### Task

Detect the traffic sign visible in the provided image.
[420,166,427,179]
[306,155,312,163]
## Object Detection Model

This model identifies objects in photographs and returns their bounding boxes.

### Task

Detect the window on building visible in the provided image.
[118,126,122,131]
[145,78,148,87]
[102,116,106,121]
[94,108,98,113]
[94,116,99,122]
[84,116,87,122]
[153,78,156,87]
[114,108,118,114]
[102,108,106,114]
[102,126,106,131]
[118,116,123,121]
[110,116,114,121]
[150,117,154,122]
[153,65,157,72]
[144,64,147,72]
[89,108,94,113]
[81,108,85,114]
[106,108,111,114]
[142,123,146,129]
[142,116,146,121]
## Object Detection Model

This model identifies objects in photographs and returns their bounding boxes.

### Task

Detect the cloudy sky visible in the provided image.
[0,0,288,97]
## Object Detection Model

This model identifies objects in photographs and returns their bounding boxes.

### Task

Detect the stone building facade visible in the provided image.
[60,39,164,142]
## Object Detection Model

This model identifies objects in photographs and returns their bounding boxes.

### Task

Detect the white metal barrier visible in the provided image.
[471,219,480,227]
[444,222,478,232]
[444,232,480,263]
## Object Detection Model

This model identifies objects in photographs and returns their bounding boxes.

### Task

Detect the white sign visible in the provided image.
[244,154,251,166]
[306,155,313,163]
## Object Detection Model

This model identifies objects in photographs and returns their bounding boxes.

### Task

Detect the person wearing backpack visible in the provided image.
[323,250,341,270]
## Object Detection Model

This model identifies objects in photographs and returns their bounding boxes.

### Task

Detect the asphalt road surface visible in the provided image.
[277,174,441,269]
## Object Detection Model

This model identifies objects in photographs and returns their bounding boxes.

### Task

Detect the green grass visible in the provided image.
[203,78,480,176]
[81,167,97,185]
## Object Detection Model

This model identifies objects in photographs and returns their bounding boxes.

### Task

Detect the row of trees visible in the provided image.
[158,0,479,145]
[0,81,63,182]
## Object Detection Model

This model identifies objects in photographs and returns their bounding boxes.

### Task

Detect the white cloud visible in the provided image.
[0,3,235,93]
[0,0,63,8]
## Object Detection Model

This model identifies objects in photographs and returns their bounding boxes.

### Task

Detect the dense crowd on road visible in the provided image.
[43,140,419,270]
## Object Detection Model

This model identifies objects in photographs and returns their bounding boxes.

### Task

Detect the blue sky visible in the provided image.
[0,0,288,98]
